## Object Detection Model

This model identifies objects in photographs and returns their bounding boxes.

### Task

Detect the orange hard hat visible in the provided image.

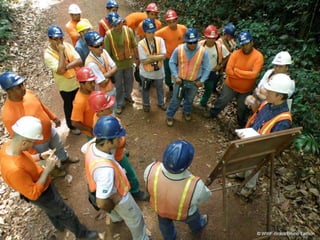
[204,25,219,39]
[165,10,178,21]
[76,67,97,82]
[146,3,159,13]
[88,91,115,112]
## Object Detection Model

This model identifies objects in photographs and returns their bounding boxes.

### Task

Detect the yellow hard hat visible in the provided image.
[76,19,92,33]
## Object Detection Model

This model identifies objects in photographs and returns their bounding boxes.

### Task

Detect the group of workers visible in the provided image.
[0,0,296,239]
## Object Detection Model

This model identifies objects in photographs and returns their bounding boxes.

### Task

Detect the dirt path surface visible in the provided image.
[1,0,268,239]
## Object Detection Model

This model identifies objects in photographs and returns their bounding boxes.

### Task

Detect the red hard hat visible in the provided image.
[88,91,115,112]
[146,3,159,13]
[76,67,97,82]
[165,10,178,21]
[204,25,219,39]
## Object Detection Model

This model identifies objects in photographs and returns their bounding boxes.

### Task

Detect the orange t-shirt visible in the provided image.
[136,19,162,38]
[225,48,264,93]
[0,142,50,201]
[155,24,187,58]
[65,18,91,46]
[125,12,147,31]
[1,90,56,143]
[71,91,95,137]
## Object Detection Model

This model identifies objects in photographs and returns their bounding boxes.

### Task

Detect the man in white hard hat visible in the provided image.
[66,3,92,46]
[0,116,98,239]
[234,73,295,199]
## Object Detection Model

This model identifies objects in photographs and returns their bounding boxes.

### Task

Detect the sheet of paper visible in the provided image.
[235,128,260,138]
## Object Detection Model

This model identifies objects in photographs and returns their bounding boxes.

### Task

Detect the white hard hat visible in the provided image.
[272,51,292,65]
[264,73,295,97]
[68,4,82,14]
[12,116,43,140]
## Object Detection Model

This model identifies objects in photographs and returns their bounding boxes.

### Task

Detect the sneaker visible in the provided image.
[143,105,150,112]
[71,128,81,135]
[238,187,255,198]
[116,107,123,115]
[62,156,80,164]
[227,174,245,181]
[184,113,191,121]
[50,167,67,179]
[132,191,150,201]
[201,214,208,228]
[158,104,167,111]
[166,118,174,127]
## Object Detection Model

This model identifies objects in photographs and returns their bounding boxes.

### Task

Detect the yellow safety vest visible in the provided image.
[139,37,163,71]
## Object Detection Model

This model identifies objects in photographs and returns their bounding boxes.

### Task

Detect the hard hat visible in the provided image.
[146,3,159,13]
[88,91,115,112]
[106,0,119,8]
[84,30,103,46]
[223,23,236,38]
[184,28,199,43]
[165,9,178,21]
[76,20,92,33]
[47,25,64,38]
[162,140,195,174]
[142,18,156,33]
[93,116,126,139]
[237,30,253,45]
[68,4,82,14]
[76,67,97,82]
[204,25,219,39]
[264,73,295,97]
[12,116,43,140]
[107,12,122,26]
[0,72,26,90]
[272,51,292,65]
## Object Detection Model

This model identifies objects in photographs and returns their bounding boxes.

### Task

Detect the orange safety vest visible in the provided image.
[105,26,132,61]
[199,39,223,65]
[217,37,235,53]
[177,44,205,81]
[85,52,114,92]
[245,101,292,134]
[146,162,200,220]
[139,37,163,71]
[85,141,130,195]
[46,44,78,78]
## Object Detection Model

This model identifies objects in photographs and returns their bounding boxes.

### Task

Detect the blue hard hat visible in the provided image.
[84,30,103,46]
[106,0,119,8]
[93,116,126,139]
[0,72,26,90]
[184,28,199,43]
[162,140,195,174]
[142,18,156,33]
[223,23,236,38]
[47,25,64,38]
[237,30,253,45]
[107,12,122,26]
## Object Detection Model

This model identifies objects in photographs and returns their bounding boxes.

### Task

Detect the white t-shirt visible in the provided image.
[204,43,230,70]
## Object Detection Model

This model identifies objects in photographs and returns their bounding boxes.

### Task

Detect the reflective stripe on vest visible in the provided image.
[177,45,205,81]
[199,39,222,65]
[85,52,114,92]
[147,162,200,220]
[245,101,292,134]
[46,44,77,78]
[105,26,132,61]
[139,38,163,71]
[85,142,130,195]
[99,19,110,32]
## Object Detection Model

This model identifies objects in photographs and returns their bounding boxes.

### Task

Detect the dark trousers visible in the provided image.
[59,89,78,130]
[30,183,90,238]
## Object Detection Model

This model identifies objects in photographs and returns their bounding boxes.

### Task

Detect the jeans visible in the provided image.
[108,193,149,240]
[59,89,78,130]
[118,155,140,194]
[114,67,134,108]
[30,183,90,238]
[166,81,198,119]
[209,84,250,127]
[158,209,205,240]
[200,71,219,106]
[140,76,165,106]
[33,128,68,161]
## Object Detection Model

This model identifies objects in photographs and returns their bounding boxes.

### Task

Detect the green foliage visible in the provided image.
[0,0,14,62]
[294,134,320,155]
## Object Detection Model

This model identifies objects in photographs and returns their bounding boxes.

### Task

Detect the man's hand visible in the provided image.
[194,80,203,88]
[174,77,182,85]
[53,118,61,128]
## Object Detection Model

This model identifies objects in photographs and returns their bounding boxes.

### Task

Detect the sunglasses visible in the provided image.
[91,43,103,48]
[187,41,198,45]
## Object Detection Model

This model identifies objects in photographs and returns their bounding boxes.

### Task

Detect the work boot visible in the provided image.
[184,113,191,121]
[166,118,174,127]
[77,230,99,239]
[50,167,67,179]
[71,128,81,135]
[132,191,150,201]
[158,104,167,111]
[62,156,80,164]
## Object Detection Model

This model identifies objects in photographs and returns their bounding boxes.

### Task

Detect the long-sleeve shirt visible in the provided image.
[225,48,264,93]
[169,43,211,82]
[0,142,50,200]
